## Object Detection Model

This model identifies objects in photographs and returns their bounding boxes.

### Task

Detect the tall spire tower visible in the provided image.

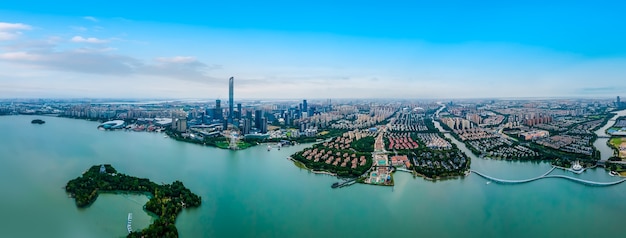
[228,77,234,124]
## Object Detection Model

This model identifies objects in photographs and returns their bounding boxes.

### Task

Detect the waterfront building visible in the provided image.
[303,99,308,117]
[261,117,268,133]
[241,118,251,135]
[228,77,234,124]
[303,127,317,137]
[98,120,125,129]
[172,117,187,132]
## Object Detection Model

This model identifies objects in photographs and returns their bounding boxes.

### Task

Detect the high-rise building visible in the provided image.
[261,117,268,133]
[617,96,621,107]
[214,99,222,120]
[172,117,187,132]
[283,112,291,126]
[255,110,263,130]
[300,122,307,132]
[302,99,308,116]
[228,77,234,124]
[241,118,251,135]
[237,103,242,120]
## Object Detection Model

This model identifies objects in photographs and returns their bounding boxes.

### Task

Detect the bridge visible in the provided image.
[597,136,612,139]
[470,167,626,186]
[332,179,356,188]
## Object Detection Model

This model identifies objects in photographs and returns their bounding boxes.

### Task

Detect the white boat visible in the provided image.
[609,171,619,176]
[267,145,271,151]
[127,213,133,233]
[486,181,491,185]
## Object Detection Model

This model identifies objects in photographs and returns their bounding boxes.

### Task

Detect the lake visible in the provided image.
[1,115,625,237]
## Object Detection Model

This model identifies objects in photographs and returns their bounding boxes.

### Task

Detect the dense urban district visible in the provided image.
[3,92,626,181]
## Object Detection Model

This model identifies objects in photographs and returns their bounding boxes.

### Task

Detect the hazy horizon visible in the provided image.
[1,1,625,99]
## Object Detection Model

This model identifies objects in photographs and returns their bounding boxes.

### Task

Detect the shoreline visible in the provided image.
[287,157,339,177]
[412,170,469,181]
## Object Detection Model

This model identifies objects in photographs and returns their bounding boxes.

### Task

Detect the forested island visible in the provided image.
[31,119,45,124]
[65,164,201,238]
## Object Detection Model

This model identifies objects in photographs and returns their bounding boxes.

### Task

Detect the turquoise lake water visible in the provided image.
[1,115,625,237]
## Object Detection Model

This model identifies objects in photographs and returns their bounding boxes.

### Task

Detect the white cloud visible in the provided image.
[0,51,41,61]
[70,36,108,43]
[155,56,197,63]
[0,22,31,31]
[83,16,98,22]
[0,22,32,40]
[74,47,117,53]
[0,45,220,84]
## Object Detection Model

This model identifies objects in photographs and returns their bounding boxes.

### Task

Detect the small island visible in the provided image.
[65,164,201,238]
[31,119,45,124]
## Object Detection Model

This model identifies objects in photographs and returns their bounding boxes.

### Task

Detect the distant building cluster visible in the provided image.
[616,96,623,108]
[441,117,473,130]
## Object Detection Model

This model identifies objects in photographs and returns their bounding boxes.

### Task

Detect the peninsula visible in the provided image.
[65,164,201,238]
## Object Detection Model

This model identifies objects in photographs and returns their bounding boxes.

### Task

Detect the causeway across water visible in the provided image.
[471,167,626,186]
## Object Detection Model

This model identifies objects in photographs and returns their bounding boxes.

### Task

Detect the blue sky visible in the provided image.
[0,1,625,99]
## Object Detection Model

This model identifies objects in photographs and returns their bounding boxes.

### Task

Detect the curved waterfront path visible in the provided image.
[471,167,626,186]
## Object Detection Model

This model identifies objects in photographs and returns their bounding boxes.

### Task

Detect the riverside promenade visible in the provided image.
[471,167,626,186]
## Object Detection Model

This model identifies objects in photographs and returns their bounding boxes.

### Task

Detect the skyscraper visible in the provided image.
[255,110,263,130]
[261,117,268,133]
[229,77,234,124]
[237,103,242,120]
[242,118,251,135]
[243,111,253,135]
[617,96,621,107]
[214,99,222,121]
[302,99,308,116]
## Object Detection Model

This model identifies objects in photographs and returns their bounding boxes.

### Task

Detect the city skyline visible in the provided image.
[1,1,626,99]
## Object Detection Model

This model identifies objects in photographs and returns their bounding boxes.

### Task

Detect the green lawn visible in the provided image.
[610,137,624,148]
[215,141,230,149]
[237,141,253,149]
